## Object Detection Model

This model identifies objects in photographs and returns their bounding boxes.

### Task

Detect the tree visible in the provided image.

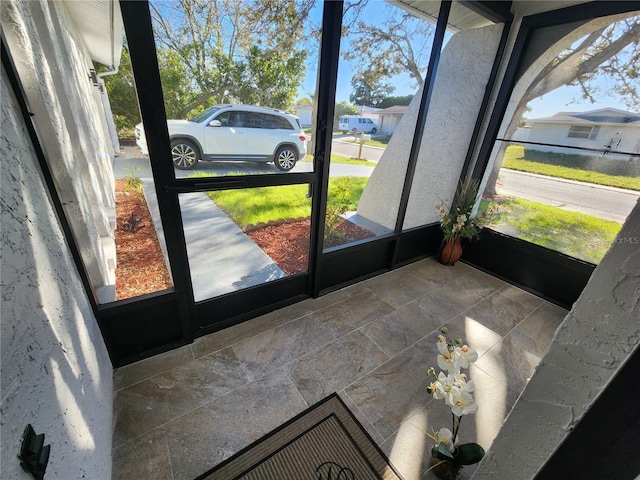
[150,0,314,118]
[349,69,395,107]
[334,101,358,123]
[377,94,415,109]
[96,45,140,130]
[485,15,640,194]
[344,5,435,88]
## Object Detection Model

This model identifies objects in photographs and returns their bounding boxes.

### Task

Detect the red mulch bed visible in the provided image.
[115,180,375,297]
[246,218,375,275]
[115,179,173,300]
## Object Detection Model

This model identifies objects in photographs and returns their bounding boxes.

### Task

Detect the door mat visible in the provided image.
[195,393,404,480]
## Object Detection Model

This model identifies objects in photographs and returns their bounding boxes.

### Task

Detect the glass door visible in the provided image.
[122,0,341,335]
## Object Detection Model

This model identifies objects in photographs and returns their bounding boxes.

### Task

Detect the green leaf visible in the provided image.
[453,443,485,465]
[431,442,455,461]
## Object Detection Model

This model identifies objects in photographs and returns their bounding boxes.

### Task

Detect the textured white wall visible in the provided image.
[2,0,117,302]
[474,198,640,479]
[356,24,504,230]
[1,67,113,479]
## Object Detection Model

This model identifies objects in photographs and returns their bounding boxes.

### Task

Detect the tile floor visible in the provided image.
[112,258,568,480]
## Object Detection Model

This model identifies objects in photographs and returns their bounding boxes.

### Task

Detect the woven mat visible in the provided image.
[196,393,403,480]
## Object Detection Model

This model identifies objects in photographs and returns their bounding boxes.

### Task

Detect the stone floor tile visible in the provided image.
[517,301,568,348]
[165,375,307,480]
[339,390,386,445]
[364,268,442,309]
[232,313,335,380]
[497,284,545,311]
[311,290,395,338]
[414,282,484,322]
[345,333,440,440]
[113,344,194,391]
[439,314,503,359]
[454,268,507,299]
[113,347,248,447]
[474,328,550,394]
[112,429,173,480]
[361,301,443,357]
[464,291,538,336]
[286,330,389,405]
[191,310,285,359]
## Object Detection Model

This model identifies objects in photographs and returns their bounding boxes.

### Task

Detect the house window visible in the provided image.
[567,125,593,139]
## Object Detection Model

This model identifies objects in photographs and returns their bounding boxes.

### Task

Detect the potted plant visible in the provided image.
[425,328,485,479]
[436,179,497,265]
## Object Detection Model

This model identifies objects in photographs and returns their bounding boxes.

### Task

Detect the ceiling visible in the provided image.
[63,0,124,67]
[391,0,503,31]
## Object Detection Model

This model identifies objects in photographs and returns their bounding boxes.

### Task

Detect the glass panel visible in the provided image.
[98,34,176,302]
[482,12,640,265]
[401,5,501,232]
[138,0,319,177]
[180,185,311,302]
[323,0,443,249]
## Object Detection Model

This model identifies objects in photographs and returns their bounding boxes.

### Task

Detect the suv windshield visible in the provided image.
[189,105,221,123]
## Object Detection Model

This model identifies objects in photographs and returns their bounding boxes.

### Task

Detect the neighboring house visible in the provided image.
[355,104,381,122]
[376,105,408,135]
[293,104,312,127]
[525,108,640,160]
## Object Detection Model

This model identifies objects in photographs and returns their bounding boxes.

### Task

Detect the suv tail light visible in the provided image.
[299,135,306,141]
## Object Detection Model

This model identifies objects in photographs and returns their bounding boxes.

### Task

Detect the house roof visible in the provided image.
[531,108,640,127]
[378,105,409,116]
[63,0,124,67]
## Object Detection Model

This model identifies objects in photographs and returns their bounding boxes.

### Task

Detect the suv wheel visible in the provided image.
[274,146,298,171]
[371,128,377,134]
[171,139,199,170]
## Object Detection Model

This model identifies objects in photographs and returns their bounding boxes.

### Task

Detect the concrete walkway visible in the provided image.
[116,151,285,301]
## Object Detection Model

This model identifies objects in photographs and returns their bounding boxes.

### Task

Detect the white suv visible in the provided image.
[135,104,307,171]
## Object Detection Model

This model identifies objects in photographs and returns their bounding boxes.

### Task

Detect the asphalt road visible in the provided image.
[329,136,384,162]
[497,169,639,223]
[116,146,638,223]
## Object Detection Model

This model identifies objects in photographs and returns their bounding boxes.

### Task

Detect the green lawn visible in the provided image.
[206,177,368,228]
[343,135,391,149]
[487,197,621,264]
[503,145,640,191]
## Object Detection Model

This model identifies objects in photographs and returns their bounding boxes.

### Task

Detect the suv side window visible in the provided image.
[272,114,293,130]
[216,111,248,128]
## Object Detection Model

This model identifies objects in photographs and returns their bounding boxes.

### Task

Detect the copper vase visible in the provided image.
[440,237,462,266]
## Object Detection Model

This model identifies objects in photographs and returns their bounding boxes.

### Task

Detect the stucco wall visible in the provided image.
[2,0,117,302]
[356,23,504,230]
[1,66,113,479]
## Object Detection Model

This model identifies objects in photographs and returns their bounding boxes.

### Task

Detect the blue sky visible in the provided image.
[299,2,637,118]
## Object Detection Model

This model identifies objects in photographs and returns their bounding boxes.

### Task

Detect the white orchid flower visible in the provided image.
[454,344,478,369]
[434,427,457,452]
[451,389,478,416]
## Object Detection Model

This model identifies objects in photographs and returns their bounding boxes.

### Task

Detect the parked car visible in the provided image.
[338,115,378,134]
[135,104,307,171]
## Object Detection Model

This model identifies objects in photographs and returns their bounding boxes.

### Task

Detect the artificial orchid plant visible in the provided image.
[426,328,485,476]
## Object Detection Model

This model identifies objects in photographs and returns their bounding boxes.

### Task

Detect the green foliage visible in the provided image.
[96,45,140,130]
[324,177,354,244]
[376,94,414,108]
[349,69,395,107]
[334,101,358,123]
[151,0,312,118]
[206,184,312,227]
[488,198,622,264]
[123,173,143,194]
[503,145,640,191]
[202,178,367,241]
